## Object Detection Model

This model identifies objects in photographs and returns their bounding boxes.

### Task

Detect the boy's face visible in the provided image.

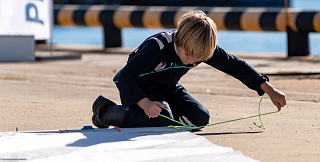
[176,46,200,65]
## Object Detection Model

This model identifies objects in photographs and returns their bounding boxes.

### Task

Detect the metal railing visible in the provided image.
[54,5,320,57]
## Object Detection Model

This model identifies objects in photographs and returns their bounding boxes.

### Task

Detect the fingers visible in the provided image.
[276,103,281,111]
[269,90,286,111]
[153,106,162,115]
[273,97,286,111]
[277,92,286,106]
[146,102,163,118]
[279,95,286,110]
[155,101,166,108]
[282,95,287,106]
[148,108,161,118]
[147,110,159,118]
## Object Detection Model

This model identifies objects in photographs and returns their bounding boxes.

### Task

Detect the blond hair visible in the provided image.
[174,10,217,61]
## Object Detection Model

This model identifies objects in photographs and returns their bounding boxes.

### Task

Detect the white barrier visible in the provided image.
[0,0,52,62]
[0,0,52,40]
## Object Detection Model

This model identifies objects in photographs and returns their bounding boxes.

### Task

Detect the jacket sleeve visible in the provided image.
[204,45,269,96]
[117,40,161,106]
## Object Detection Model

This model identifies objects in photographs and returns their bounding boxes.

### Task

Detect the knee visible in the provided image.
[195,112,210,126]
[194,106,210,126]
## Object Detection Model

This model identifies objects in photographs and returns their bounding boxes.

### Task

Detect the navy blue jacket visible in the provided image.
[114,30,268,106]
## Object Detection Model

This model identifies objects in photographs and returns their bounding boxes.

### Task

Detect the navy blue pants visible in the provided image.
[120,85,210,128]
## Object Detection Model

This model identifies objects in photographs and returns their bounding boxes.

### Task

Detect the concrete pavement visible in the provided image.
[0,45,319,161]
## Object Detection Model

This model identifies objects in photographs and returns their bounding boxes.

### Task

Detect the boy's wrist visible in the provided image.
[137,97,151,110]
[260,81,276,96]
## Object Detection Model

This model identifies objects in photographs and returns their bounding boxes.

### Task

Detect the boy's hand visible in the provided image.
[268,89,286,111]
[260,82,286,111]
[137,98,165,118]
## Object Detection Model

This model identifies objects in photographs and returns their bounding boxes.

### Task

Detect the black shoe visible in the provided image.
[92,95,116,128]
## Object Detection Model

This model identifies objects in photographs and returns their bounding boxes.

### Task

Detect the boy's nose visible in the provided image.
[187,57,196,64]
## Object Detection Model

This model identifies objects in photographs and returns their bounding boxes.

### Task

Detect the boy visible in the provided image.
[92,10,286,128]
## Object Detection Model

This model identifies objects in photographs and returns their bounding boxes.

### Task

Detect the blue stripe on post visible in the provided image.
[99,6,122,48]
[99,6,118,26]
[224,11,243,30]
[296,12,317,32]
[73,6,90,26]
[130,9,145,27]
[161,10,177,28]
[259,9,280,31]
[53,7,59,25]
[201,7,211,15]
[130,11,144,27]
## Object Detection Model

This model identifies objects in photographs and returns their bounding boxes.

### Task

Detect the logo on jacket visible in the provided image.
[154,61,166,71]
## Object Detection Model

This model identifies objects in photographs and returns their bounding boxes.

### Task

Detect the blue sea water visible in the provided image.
[51,0,320,56]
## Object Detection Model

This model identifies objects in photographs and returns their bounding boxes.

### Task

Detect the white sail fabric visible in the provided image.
[0,127,257,162]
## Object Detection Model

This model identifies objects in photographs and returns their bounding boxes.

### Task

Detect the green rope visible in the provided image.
[253,96,270,128]
[160,96,279,131]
